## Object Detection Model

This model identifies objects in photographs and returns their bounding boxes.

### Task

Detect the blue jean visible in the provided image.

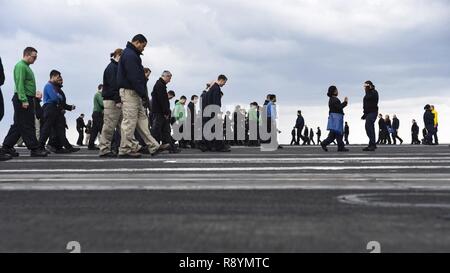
[365,112,377,147]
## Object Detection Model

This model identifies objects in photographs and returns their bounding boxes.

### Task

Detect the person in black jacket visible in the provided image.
[200,75,230,152]
[0,57,12,161]
[377,114,388,145]
[0,57,5,123]
[303,125,309,145]
[384,115,393,145]
[411,119,420,145]
[151,71,178,153]
[317,127,322,145]
[362,81,379,151]
[392,114,403,145]
[117,34,161,158]
[295,110,306,145]
[344,122,350,145]
[99,49,123,157]
[423,104,435,145]
[76,114,86,146]
[187,95,199,148]
[321,86,349,152]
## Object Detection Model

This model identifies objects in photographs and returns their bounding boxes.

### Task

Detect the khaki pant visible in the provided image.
[119,89,160,155]
[99,100,123,155]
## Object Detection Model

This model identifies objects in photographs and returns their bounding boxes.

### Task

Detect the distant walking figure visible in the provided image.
[411,119,420,145]
[361,81,379,152]
[316,127,322,145]
[321,86,348,152]
[344,122,350,145]
[392,114,403,145]
[295,110,306,145]
[423,104,435,145]
[431,105,439,145]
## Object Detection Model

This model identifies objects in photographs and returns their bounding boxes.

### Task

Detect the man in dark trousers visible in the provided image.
[44,74,79,153]
[201,75,230,152]
[392,114,403,145]
[0,47,47,158]
[303,125,309,145]
[362,80,379,152]
[316,127,322,145]
[377,114,387,145]
[295,110,306,145]
[76,114,86,146]
[187,95,199,148]
[344,122,350,145]
[151,71,178,153]
[309,128,315,145]
[39,70,71,152]
[423,104,435,145]
[411,119,420,145]
[0,57,12,160]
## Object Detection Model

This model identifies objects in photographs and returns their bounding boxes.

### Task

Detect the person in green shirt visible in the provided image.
[173,96,187,123]
[88,84,104,150]
[0,47,48,158]
[173,96,187,148]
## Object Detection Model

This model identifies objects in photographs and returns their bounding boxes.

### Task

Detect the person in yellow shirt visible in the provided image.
[431,105,439,145]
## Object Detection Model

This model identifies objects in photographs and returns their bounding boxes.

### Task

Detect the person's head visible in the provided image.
[80,114,85,118]
[317,127,320,130]
[379,113,383,118]
[179,96,187,105]
[424,104,431,111]
[297,110,302,116]
[431,105,435,111]
[217,74,228,87]
[168,90,176,100]
[345,122,348,125]
[269,94,276,102]
[49,70,62,84]
[327,85,338,97]
[191,95,199,104]
[364,80,375,91]
[393,114,397,119]
[250,102,257,109]
[144,67,151,79]
[206,83,211,90]
[161,70,172,84]
[131,34,148,53]
[98,84,103,92]
[385,115,390,120]
[23,47,38,65]
[266,94,271,100]
[412,119,416,123]
[110,48,123,62]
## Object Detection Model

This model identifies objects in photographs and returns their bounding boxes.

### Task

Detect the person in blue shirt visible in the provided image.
[39,70,72,152]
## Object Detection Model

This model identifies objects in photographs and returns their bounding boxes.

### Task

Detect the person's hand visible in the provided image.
[71,105,76,110]
[344,97,349,103]
[22,102,29,109]
[116,103,122,109]
[35,91,42,100]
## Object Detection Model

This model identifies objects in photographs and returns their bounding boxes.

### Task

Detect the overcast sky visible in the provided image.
[1,0,449,144]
